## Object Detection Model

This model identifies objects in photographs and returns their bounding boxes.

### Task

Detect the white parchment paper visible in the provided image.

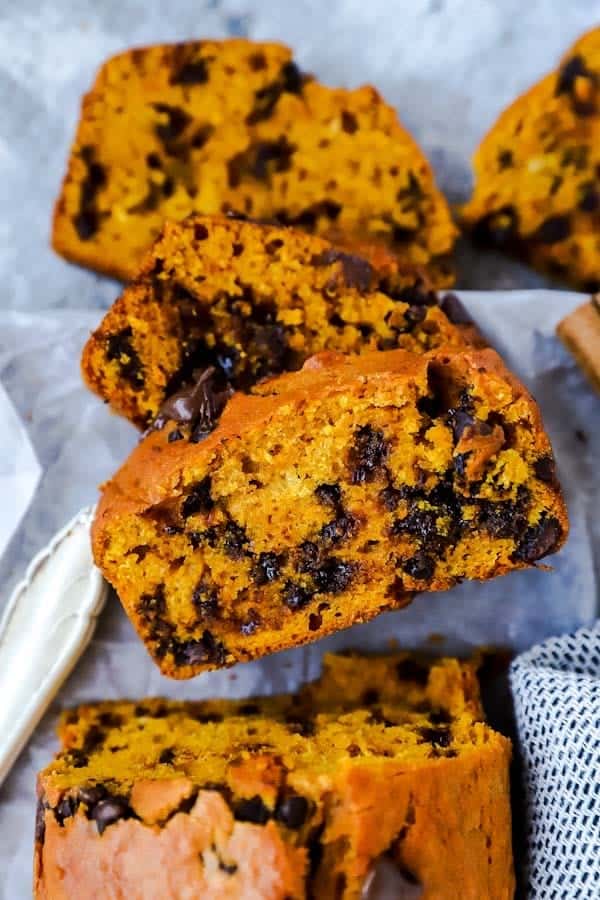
[1,2,600,896]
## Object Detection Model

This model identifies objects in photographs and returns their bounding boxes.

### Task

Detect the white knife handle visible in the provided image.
[0,507,107,786]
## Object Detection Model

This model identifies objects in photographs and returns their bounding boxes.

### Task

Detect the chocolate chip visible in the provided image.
[395,659,429,684]
[534,455,557,484]
[346,743,361,757]
[282,581,313,611]
[106,327,144,389]
[578,183,600,212]
[379,485,415,511]
[234,795,271,824]
[146,152,162,169]
[318,514,357,546]
[419,726,452,748]
[440,293,472,326]
[392,508,439,543]
[82,725,106,754]
[168,428,183,442]
[91,796,132,835]
[313,558,356,594]
[240,608,262,635]
[192,581,220,619]
[74,210,99,240]
[532,215,571,245]
[556,55,597,115]
[314,483,342,508]
[252,552,284,585]
[297,541,320,574]
[55,796,78,826]
[172,631,227,667]
[265,238,284,254]
[67,749,89,769]
[349,425,389,483]
[181,477,214,518]
[513,517,561,563]
[194,711,224,724]
[232,242,244,257]
[341,110,358,133]
[246,61,304,124]
[158,748,175,765]
[248,52,267,71]
[308,612,322,631]
[219,860,238,875]
[170,58,209,85]
[138,585,166,617]
[194,223,209,240]
[152,103,191,143]
[78,785,107,808]
[223,521,249,559]
[227,137,295,187]
[472,205,519,248]
[275,795,312,829]
[311,248,374,292]
[498,149,513,170]
[402,553,435,581]
[98,712,123,729]
[237,703,261,716]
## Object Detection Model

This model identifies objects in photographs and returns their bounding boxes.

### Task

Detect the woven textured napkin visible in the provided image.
[511,623,600,898]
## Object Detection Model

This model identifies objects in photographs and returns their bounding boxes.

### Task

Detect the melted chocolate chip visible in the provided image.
[419,726,452,747]
[234,795,271,824]
[181,477,214,518]
[349,425,389,483]
[361,857,423,900]
[172,632,227,667]
[78,785,107,808]
[308,612,322,631]
[498,149,513,170]
[318,514,357,546]
[227,137,296,187]
[106,327,144,389]
[275,795,312,829]
[282,581,313,611]
[138,585,166,618]
[578,183,600,212]
[252,551,284,584]
[153,367,233,440]
[192,581,220,619]
[313,558,356,594]
[402,552,435,581]
[314,482,342,508]
[513,516,561,563]
[90,796,132,835]
[54,796,78,826]
[223,521,249,559]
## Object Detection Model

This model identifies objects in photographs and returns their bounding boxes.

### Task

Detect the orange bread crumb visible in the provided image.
[35,652,514,899]
[463,27,600,289]
[82,214,479,429]
[53,39,457,285]
[92,347,567,678]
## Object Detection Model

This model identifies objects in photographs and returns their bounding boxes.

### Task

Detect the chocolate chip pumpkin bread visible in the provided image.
[81,214,479,429]
[35,652,515,899]
[92,347,568,678]
[52,39,457,286]
[462,27,600,289]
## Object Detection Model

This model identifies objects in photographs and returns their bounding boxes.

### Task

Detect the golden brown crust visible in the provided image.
[462,27,600,289]
[557,298,600,394]
[52,39,457,286]
[34,653,514,899]
[92,347,567,678]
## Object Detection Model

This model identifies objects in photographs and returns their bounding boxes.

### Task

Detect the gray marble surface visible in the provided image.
[1,2,600,897]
